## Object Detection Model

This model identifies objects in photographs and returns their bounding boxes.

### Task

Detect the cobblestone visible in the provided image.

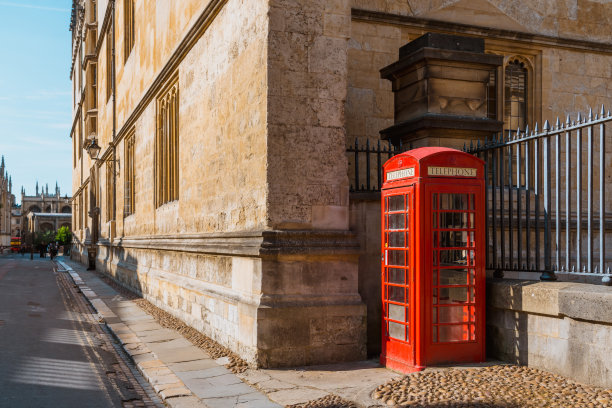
[372,365,612,407]
[287,395,358,408]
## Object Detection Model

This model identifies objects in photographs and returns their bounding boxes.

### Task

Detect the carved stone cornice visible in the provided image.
[112,229,360,258]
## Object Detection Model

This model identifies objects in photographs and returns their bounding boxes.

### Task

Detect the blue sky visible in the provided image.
[0,1,72,204]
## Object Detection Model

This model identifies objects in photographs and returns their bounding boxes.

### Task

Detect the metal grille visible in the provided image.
[467,106,612,284]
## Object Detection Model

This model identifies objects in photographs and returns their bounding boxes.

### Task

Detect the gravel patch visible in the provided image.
[94,272,249,374]
[372,365,612,407]
[287,395,358,408]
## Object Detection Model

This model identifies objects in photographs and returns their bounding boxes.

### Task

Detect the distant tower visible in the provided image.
[55,181,60,196]
[0,155,4,175]
[9,176,12,194]
[45,183,49,196]
[36,181,39,195]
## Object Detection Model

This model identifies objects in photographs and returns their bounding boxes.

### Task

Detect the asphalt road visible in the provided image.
[0,253,158,408]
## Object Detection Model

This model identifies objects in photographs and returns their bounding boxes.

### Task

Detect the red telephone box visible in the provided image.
[380,147,486,373]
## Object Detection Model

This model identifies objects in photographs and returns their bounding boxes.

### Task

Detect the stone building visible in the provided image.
[21,183,72,235]
[0,157,15,247]
[68,0,612,368]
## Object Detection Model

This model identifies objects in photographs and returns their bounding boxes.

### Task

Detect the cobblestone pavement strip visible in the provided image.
[372,365,612,407]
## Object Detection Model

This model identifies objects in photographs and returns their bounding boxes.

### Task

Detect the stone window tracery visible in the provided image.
[124,0,135,61]
[124,129,135,216]
[155,77,179,208]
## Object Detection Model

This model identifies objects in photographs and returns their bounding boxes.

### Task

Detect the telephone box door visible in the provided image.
[381,185,416,371]
[425,184,485,364]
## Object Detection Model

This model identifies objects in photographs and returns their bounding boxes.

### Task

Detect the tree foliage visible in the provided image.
[55,226,72,245]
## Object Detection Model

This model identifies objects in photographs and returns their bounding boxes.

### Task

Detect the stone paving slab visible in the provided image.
[58,259,281,408]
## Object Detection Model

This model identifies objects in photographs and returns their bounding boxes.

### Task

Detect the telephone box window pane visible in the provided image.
[433,250,438,266]
[433,270,438,286]
[438,287,468,304]
[440,194,468,210]
[432,212,437,228]
[432,231,438,248]
[439,268,468,285]
[438,324,469,342]
[438,306,470,323]
[432,193,438,210]
[469,194,475,210]
[388,250,405,266]
[389,322,405,340]
[439,231,469,248]
[388,268,405,284]
[440,250,468,266]
[389,232,405,248]
[388,214,405,230]
[388,195,404,212]
[389,286,405,303]
[388,303,405,321]
[440,213,469,229]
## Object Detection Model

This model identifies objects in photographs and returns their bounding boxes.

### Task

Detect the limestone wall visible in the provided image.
[487,279,612,388]
[266,0,352,230]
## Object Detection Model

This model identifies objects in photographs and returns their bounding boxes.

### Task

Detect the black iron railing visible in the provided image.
[467,106,612,284]
[347,138,410,193]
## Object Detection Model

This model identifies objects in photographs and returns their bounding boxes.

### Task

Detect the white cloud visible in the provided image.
[0,2,69,12]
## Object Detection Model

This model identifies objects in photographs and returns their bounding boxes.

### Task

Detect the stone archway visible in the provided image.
[29,205,41,213]
[61,206,72,213]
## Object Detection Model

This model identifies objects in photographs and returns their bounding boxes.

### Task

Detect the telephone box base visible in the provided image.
[380,354,424,374]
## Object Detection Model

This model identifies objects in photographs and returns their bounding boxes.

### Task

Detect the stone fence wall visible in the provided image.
[487,279,612,388]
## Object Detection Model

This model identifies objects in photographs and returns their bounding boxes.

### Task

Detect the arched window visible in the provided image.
[45,206,52,213]
[504,60,527,132]
[62,206,72,214]
[29,205,41,213]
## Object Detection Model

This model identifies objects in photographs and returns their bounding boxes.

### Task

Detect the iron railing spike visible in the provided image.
[544,120,550,132]
[555,117,561,129]
[525,125,530,136]
[566,114,571,125]
[607,266,611,274]
[470,140,474,150]
[534,122,539,133]
[571,265,575,272]
[601,104,606,117]
[577,112,582,122]
[582,265,587,272]
[595,265,599,273]
[477,140,481,149]
[560,265,565,272]
[588,107,593,120]
[463,142,466,152]
[608,110,611,117]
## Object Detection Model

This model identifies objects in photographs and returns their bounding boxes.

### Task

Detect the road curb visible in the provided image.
[56,260,207,408]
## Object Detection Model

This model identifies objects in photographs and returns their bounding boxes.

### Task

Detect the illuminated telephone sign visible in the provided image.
[380,147,486,373]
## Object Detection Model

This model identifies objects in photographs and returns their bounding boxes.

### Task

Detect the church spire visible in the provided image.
[55,181,60,196]
[36,181,39,195]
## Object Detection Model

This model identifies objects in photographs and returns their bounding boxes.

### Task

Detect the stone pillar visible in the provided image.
[259,0,367,367]
[380,33,503,149]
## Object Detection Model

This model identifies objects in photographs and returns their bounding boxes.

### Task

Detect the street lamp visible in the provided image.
[86,138,102,160]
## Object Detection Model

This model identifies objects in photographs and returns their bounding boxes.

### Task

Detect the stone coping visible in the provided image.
[487,279,612,324]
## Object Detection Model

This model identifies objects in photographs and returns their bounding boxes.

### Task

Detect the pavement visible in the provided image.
[57,257,400,408]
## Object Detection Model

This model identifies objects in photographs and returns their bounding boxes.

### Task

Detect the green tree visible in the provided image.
[33,230,56,248]
[55,226,72,246]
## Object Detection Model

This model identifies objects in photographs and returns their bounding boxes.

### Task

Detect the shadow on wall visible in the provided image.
[96,244,144,297]
[486,279,539,365]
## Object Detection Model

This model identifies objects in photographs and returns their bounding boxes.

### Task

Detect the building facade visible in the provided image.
[0,157,15,247]
[21,183,72,236]
[69,0,612,366]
